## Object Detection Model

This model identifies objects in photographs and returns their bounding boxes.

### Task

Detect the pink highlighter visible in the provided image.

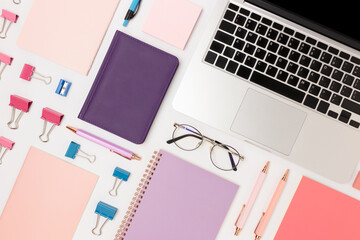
[235,161,269,235]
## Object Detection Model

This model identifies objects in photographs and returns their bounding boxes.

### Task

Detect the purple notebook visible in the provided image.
[115,150,239,240]
[78,31,179,144]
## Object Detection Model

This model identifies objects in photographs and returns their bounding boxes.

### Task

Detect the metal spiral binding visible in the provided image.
[114,151,162,240]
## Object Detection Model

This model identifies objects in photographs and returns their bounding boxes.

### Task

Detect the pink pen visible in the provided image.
[66,126,141,160]
[254,169,290,240]
[235,161,269,235]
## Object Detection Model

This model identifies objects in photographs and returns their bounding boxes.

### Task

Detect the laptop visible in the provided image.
[173,0,360,183]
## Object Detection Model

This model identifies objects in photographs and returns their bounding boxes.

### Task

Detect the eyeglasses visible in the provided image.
[167,123,244,171]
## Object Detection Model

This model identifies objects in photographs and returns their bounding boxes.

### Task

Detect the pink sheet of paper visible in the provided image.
[17,0,119,75]
[274,176,360,240]
[0,147,98,240]
[142,0,202,50]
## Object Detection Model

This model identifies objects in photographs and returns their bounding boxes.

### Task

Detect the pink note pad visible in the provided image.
[274,177,360,240]
[0,147,98,240]
[143,0,202,50]
[17,0,119,75]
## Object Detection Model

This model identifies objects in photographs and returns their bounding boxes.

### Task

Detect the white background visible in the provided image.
[1,0,360,239]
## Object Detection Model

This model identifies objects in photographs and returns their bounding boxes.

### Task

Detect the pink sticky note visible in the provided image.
[143,0,202,50]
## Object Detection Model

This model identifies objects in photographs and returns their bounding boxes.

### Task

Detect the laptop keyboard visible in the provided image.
[204,2,360,129]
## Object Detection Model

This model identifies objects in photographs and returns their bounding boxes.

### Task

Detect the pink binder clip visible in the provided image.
[0,52,13,80]
[0,136,15,165]
[0,9,18,39]
[20,64,52,85]
[8,95,33,130]
[39,107,64,142]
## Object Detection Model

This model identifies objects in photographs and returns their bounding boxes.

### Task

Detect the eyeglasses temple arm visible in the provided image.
[166,134,203,144]
[215,140,237,171]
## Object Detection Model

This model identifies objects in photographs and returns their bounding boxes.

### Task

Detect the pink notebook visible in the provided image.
[275,176,360,240]
[114,150,238,240]
[0,147,98,240]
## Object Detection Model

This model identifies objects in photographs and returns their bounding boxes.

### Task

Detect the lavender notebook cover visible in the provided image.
[115,150,239,240]
[78,31,179,144]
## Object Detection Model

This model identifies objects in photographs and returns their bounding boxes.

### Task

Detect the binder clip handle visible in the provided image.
[92,202,117,236]
[13,0,21,4]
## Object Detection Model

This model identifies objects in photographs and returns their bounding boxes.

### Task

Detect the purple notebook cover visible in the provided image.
[115,150,239,240]
[78,31,179,144]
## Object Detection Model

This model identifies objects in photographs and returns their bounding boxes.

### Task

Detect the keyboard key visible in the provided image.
[287,62,299,73]
[309,47,321,59]
[256,36,269,48]
[320,89,331,100]
[351,90,360,102]
[339,110,351,123]
[308,72,320,83]
[220,20,236,34]
[342,98,360,115]
[331,70,344,81]
[276,70,288,81]
[215,31,234,45]
[299,42,310,54]
[235,14,247,26]
[284,27,295,35]
[277,33,289,45]
[245,19,257,30]
[353,66,360,77]
[265,53,277,64]
[328,46,339,55]
[210,41,225,54]
[266,65,278,77]
[226,60,239,73]
[306,37,316,45]
[319,76,331,88]
[278,46,290,57]
[331,57,343,68]
[234,39,245,50]
[339,51,350,60]
[342,61,354,73]
[245,56,256,67]
[237,65,252,79]
[317,101,330,114]
[330,81,341,93]
[328,110,338,119]
[298,79,310,91]
[299,55,311,67]
[224,10,236,21]
[267,41,279,53]
[343,74,355,86]
[331,94,343,105]
[354,79,360,90]
[350,120,360,128]
[250,12,261,20]
[297,67,309,78]
[276,57,288,69]
[340,85,352,98]
[320,52,332,64]
[309,84,321,96]
[256,24,268,35]
[235,27,247,38]
[261,17,272,26]
[310,60,322,71]
[244,43,256,54]
[255,61,267,72]
[215,56,228,69]
[267,28,278,40]
[321,65,333,76]
[288,75,299,86]
[289,51,301,62]
[317,41,328,50]
[304,95,319,109]
[205,51,217,64]
[250,71,306,103]
[294,32,305,40]
[351,56,360,65]
[288,38,300,49]
[228,3,239,11]
[224,47,235,58]
[255,48,266,59]
[239,8,250,16]
[273,22,283,31]
[246,32,258,43]
[234,51,246,63]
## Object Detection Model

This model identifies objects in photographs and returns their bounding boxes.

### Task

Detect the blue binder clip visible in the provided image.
[55,79,71,96]
[109,167,131,197]
[92,201,117,236]
[65,141,96,163]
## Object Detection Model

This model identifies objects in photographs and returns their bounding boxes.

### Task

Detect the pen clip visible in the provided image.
[254,212,265,234]
[235,204,246,225]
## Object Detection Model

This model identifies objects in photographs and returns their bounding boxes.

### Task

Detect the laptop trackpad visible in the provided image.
[231,89,307,155]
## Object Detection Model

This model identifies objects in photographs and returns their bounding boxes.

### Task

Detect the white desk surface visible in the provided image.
[1,0,360,239]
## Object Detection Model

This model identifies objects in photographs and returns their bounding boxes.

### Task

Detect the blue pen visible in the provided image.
[123,0,142,27]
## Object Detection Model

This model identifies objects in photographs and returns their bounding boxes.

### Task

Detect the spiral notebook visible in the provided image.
[114,150,238,240]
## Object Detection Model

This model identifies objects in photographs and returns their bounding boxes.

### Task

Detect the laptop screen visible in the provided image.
[247,0,360,50]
